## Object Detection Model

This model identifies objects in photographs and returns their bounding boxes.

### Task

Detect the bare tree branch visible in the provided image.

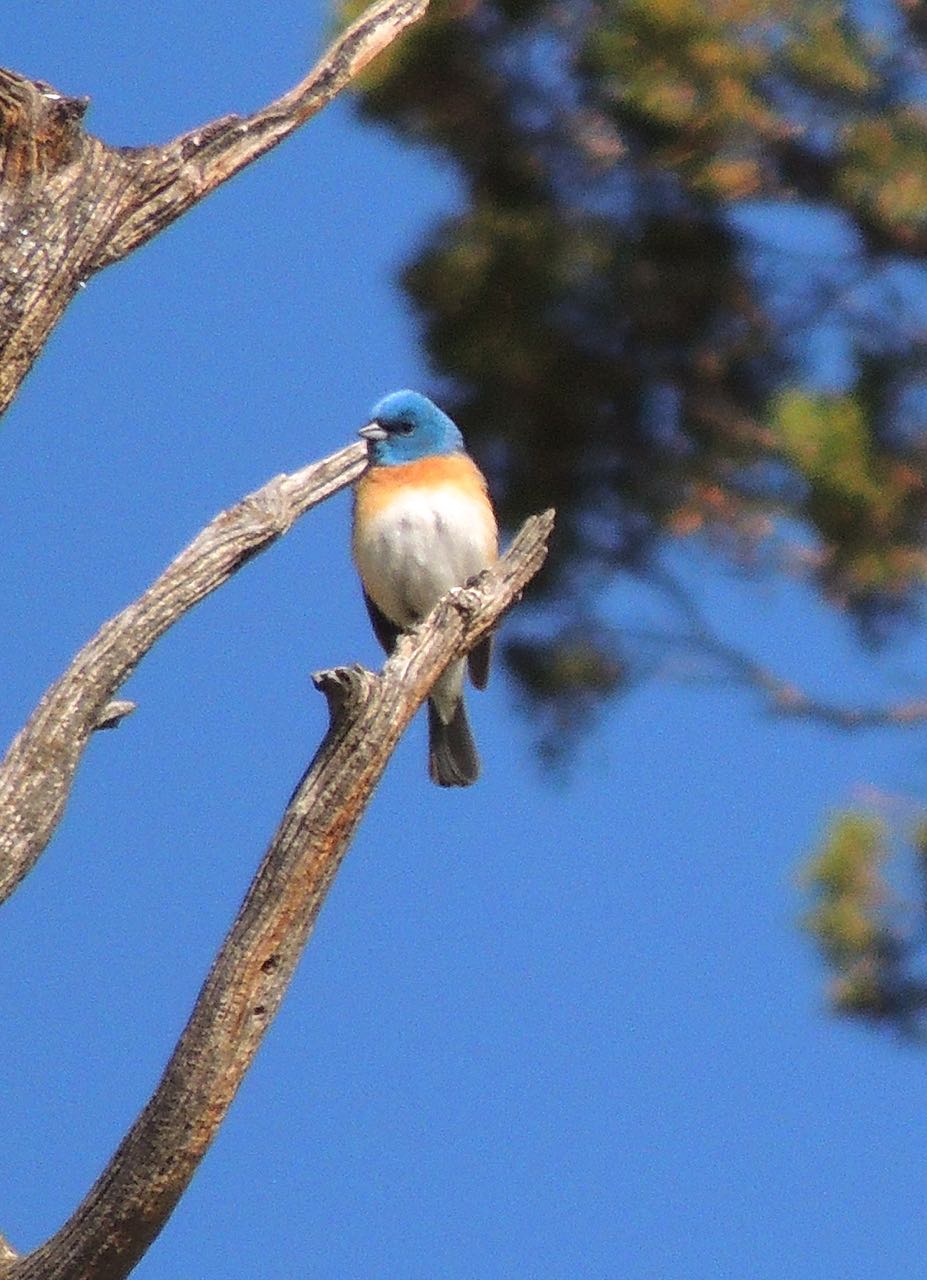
[0,0,430,418]
[4,509,555,1280]
[0,441,366,907]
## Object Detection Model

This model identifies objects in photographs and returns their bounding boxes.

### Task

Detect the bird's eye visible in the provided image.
[394,420,415,436]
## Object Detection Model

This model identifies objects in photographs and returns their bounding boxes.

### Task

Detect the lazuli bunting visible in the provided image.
[353,390,499,787]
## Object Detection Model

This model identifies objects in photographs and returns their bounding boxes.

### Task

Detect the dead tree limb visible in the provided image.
[0,0,429,418]
[0,1235,16,1272]
[0,441,366,906]
[3,509,555,1280]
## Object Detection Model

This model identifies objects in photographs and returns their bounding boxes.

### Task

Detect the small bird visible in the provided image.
[352,390,498,786]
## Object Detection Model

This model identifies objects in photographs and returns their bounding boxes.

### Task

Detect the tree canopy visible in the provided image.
[343,0,927,1029]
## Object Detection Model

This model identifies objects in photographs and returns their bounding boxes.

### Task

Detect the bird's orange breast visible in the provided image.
[354,453,495,537]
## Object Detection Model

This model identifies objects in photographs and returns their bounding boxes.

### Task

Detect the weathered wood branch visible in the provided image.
[0,441,366,906]
[4,509,555,1280]
[0,0,429,418]
[0,1233,17,1272]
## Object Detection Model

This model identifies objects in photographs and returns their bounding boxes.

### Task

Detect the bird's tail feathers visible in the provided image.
[428,698,479,787]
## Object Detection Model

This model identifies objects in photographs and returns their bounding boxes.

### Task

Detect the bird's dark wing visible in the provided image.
[468,635,493,690]
[363,591,401,655]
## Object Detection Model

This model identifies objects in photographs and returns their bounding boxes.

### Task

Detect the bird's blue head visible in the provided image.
[359,390,464,466]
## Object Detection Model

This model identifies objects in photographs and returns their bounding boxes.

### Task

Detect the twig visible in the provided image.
[93,700,137,731]
[97,0,431,266]
[632,564,927,729]
[0,441,366,906]
[5,510,555,1280]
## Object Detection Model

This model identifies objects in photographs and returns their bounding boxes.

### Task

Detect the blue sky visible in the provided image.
[2,4,927,1277]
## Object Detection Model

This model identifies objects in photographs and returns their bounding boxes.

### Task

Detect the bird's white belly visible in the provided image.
[354,485,493,628]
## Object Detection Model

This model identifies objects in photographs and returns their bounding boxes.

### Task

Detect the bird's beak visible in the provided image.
[359,421,388,442]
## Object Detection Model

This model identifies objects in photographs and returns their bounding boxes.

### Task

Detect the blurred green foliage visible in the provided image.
[341,0,927,1027]
[801,813,927,1032]
[341,0,927,625]
[773,390,924,602]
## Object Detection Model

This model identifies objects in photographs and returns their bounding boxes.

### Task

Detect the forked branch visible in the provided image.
[3,509,555,1280]
[0,441,367,905]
